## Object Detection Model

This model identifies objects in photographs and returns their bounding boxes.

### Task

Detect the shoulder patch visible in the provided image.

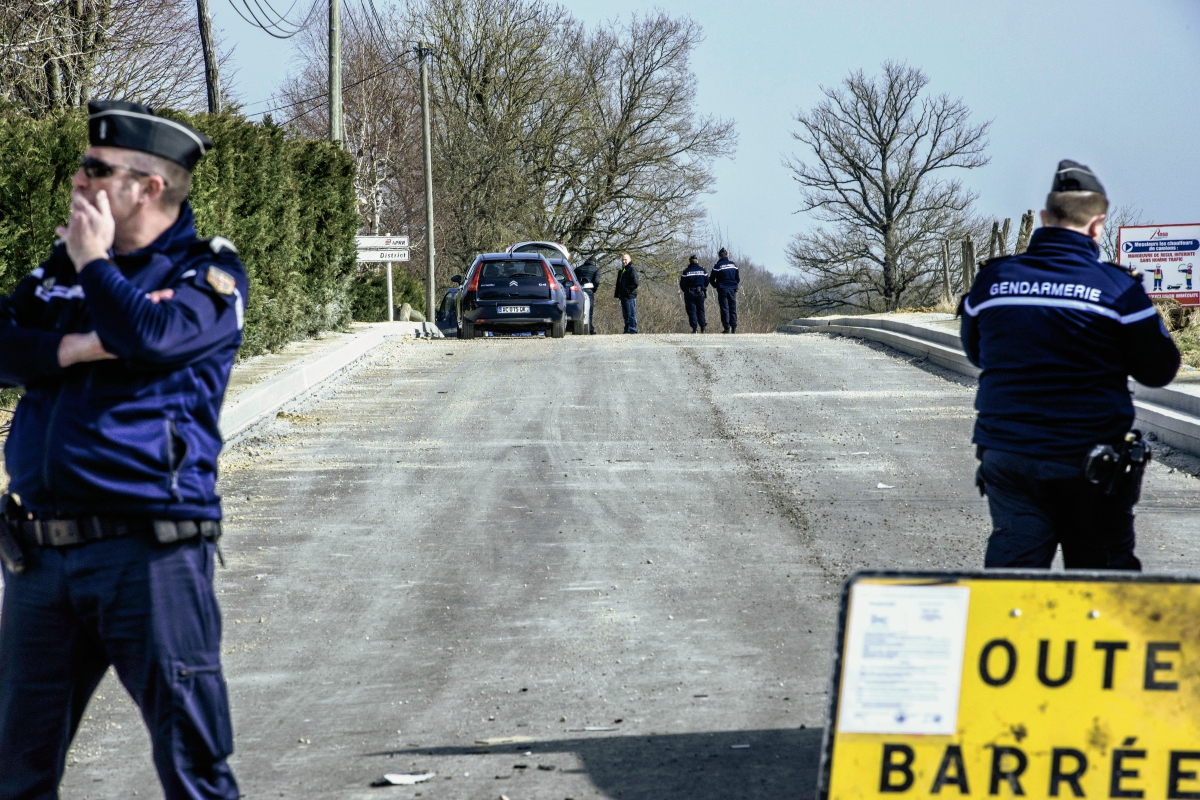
[206,265,237,295]
[209,236,237,255]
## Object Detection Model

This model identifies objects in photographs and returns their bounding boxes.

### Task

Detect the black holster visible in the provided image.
[1084,430,1150,506]
[0,494,27,576]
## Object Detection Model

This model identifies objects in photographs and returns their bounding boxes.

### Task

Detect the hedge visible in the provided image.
[0,108,359,357]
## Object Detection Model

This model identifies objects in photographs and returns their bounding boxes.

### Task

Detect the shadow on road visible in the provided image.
[366,726,823,799]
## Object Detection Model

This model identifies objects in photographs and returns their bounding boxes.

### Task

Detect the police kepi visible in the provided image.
[709,248,740,333]
[0,101,245,798]
[679,254,709,333]
[960,159,1180,570]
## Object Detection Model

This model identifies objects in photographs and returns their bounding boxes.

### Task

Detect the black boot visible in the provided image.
[691,327,698,333]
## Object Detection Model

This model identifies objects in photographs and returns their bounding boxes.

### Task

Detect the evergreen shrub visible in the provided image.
[0,108,359,358]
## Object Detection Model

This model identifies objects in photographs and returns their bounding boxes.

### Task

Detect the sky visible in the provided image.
[216,0,1200,273]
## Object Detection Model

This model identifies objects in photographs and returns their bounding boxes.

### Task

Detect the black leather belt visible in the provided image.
[20,517,221,547]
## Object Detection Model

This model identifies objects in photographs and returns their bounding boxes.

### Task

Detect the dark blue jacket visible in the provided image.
[961,226,1179,460]
[709,258,740,290]
[679,263,708,296]
[0,204,247,520]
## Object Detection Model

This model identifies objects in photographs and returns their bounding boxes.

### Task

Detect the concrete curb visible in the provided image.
[781,314,1200,456]
[219,322,441,442]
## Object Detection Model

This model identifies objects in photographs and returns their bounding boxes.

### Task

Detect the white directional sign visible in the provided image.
[356,235,409,249]
[357,249,410,262]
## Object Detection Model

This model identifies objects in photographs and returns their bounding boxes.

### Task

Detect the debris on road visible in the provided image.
[475,736,534,745]
[731,744,750,749]
[876,483,895,489]
[538,764,556,771]
[371,772,435,786]
[568,726,616,732]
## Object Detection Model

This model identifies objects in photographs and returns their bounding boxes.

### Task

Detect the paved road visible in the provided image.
[56,333,1200,799]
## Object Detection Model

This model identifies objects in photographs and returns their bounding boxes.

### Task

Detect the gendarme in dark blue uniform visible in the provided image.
[709,249,739,333]
[0,101,244,798]
[961,160,1179,570]
[679,255,708,333]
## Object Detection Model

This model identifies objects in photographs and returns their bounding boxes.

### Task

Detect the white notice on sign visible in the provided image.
[836,583,970,735]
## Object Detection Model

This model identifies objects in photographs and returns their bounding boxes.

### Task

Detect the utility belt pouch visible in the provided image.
[1084,430,1150,506]
[0,494,28,576]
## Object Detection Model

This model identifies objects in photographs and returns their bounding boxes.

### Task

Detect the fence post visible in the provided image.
[961,235,976,289]
[1000,218,1012,256]
[941,240,953,302]
[988,221,1000,260]
[1015,210,1035,254]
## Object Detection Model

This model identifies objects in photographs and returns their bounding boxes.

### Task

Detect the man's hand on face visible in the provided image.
[58,332,117,368]
[55,190,116,272]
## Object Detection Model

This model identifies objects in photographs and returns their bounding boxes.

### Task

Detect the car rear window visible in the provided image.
[480,260,545,280]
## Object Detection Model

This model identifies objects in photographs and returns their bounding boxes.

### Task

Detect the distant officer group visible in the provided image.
[678,248,740,333]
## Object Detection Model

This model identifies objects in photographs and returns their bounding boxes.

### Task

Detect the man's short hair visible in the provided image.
[125,150,192,209]
[1044,191,1108,228]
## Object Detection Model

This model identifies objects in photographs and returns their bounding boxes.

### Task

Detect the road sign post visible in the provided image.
[356,236,411,321]
[819,571,1200,800]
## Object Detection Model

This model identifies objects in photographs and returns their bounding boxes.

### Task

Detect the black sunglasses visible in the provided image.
[79,156,158,182]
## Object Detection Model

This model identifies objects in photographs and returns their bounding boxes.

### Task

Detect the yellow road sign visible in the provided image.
[819,572,1200,800]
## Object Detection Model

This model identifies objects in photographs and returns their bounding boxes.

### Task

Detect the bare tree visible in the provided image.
[1100,203,1145,263]
[540,13,736,259]
[409,0,735,272]
[277,2,429,313]
[1,0,221,115]
[783,61,989,314]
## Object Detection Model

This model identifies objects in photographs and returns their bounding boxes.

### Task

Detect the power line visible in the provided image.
[228,0,305,39]
[278,48,417,127]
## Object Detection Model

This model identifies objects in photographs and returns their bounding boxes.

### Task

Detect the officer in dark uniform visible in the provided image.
[0,101,246,798]
[961,160,1180,570]
[574,256,600,334]
[709,248,740,333]
[679,254,708,333]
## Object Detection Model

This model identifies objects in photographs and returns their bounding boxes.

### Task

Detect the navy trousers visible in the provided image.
[979,448,1141,570]
[684,294,706,331]
[620,297,638,333]
[0,536,238,799]
[717,288,737,331]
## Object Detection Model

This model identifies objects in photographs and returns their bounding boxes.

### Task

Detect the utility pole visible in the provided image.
[196,0,221,113]
[419,43,436,320]
[328,0,343,145]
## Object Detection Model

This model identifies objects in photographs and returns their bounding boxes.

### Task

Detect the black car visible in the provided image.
[545,258,590,335]
[455,253,568,339]
[434,286,459,336]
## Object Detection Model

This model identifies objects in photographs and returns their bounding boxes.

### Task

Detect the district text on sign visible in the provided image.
[356,249,410,262]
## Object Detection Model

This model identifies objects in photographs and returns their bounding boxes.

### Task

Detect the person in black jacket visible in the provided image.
[678,255,708,333]
[574,256,600,334]
[614,253,639,334]
[961,159,1180,570]
[709,248,740,333]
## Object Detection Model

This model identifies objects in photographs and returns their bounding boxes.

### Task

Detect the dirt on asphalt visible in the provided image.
[48,332,1200,799]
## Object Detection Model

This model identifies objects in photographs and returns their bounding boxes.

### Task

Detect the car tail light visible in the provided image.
[542,259,560,292]
[467,265,481,292]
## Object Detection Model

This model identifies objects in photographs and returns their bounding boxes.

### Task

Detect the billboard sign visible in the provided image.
[818,571,1200,800]
[1118,224,1200,306]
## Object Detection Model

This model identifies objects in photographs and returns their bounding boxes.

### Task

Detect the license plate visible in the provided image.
[497,306,530,314]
